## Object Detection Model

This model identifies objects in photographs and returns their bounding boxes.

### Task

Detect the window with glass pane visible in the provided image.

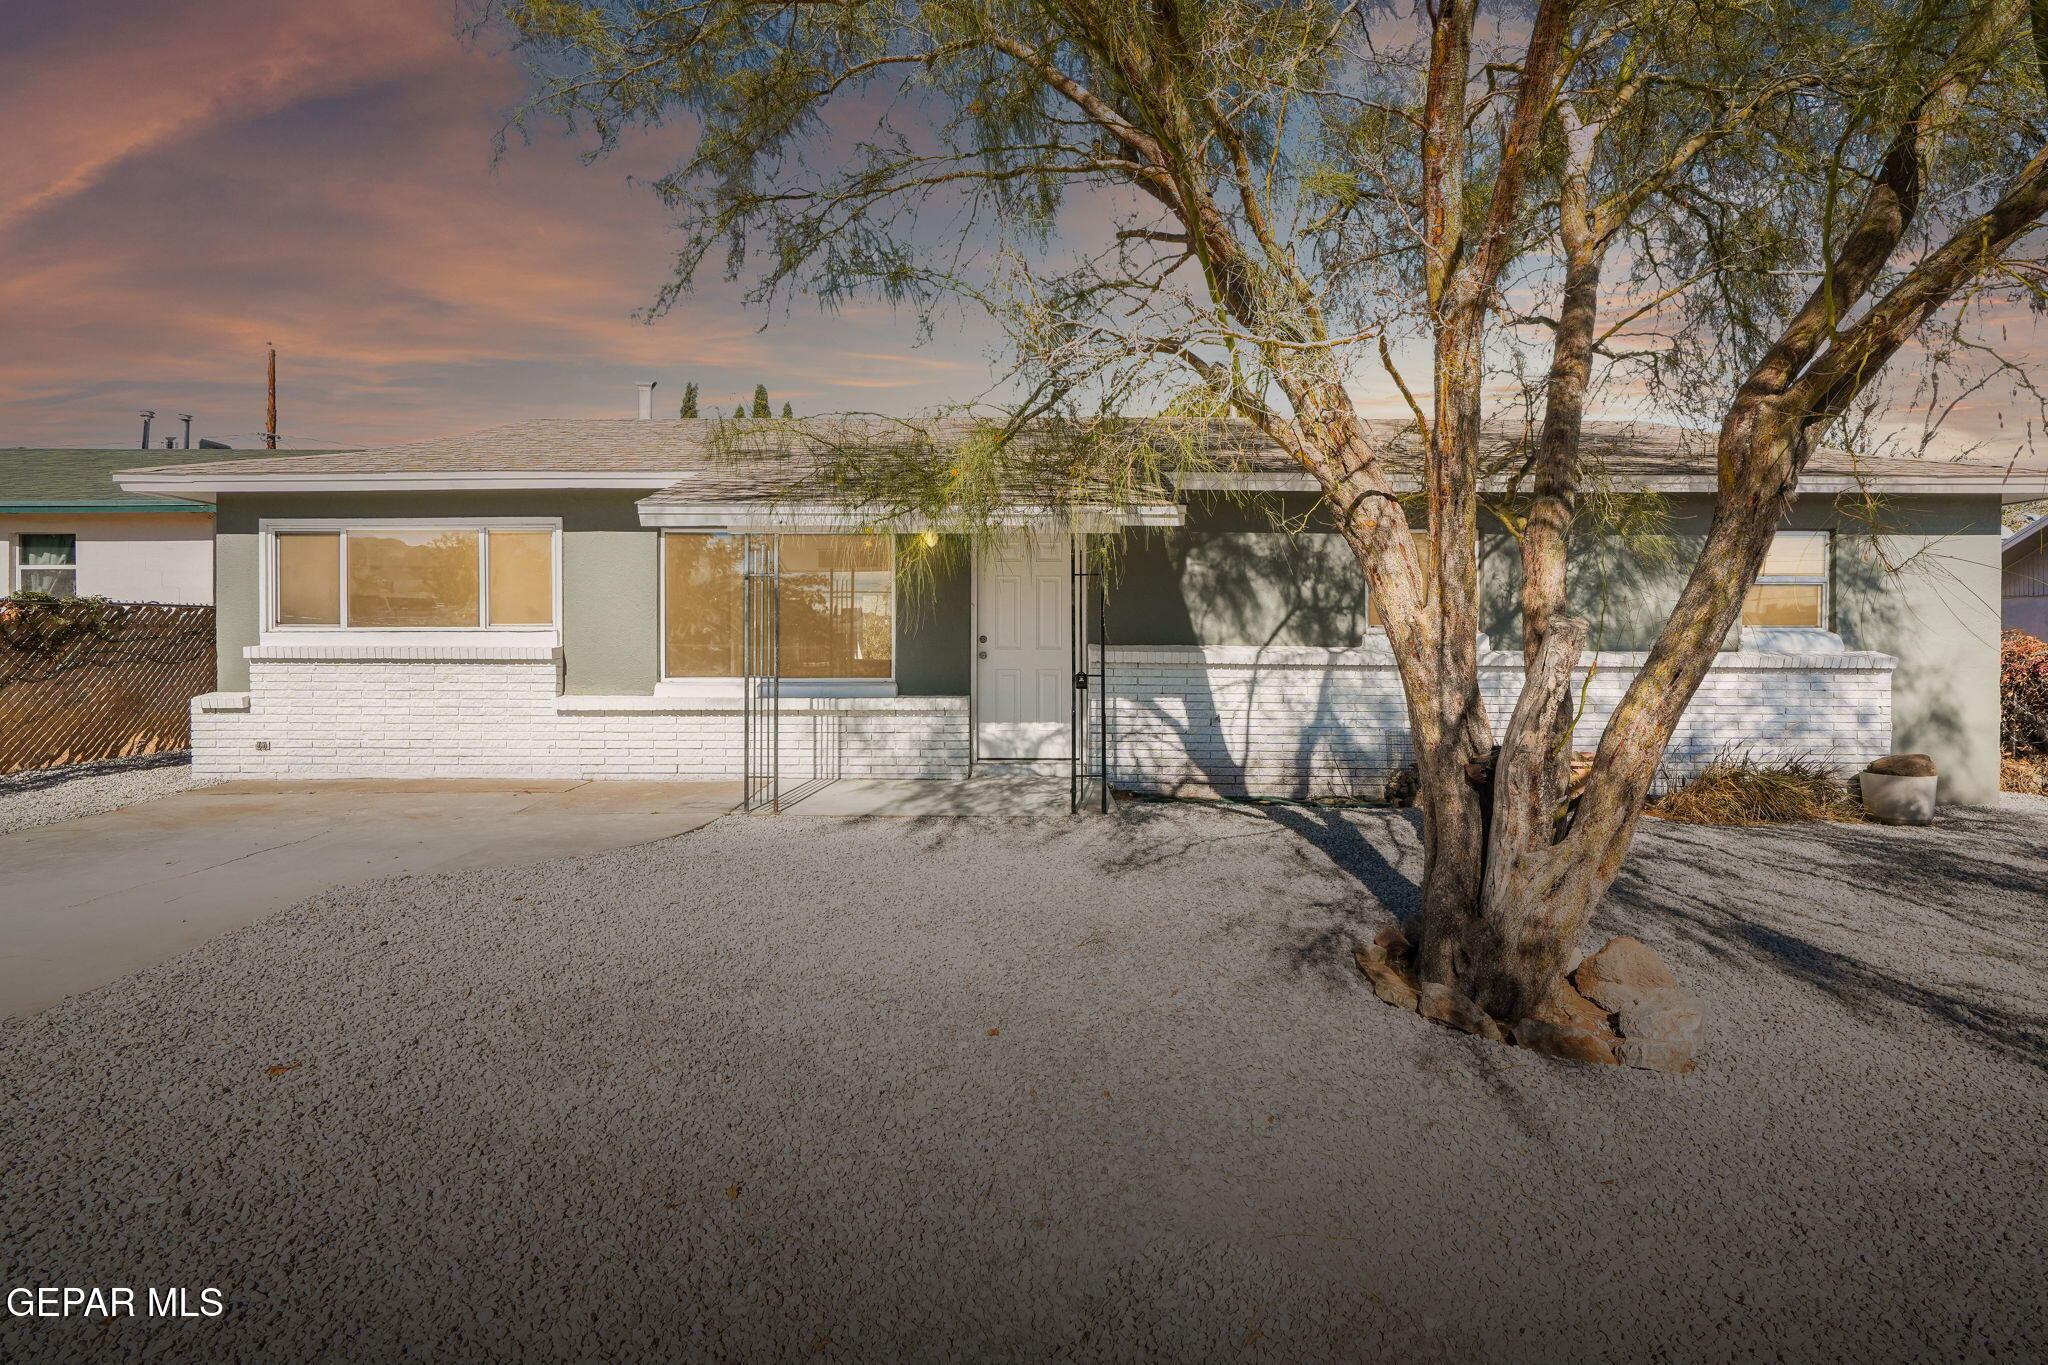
[661,532,894,679]
[347,529,481,627]
[16,534,77,597]
[276,533,342,624]
[663,533,744,676]
[1742,532,1829,628]
[487,530,554,625]
[778,534,893,678]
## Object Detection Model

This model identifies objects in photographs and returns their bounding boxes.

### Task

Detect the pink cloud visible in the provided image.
[4,0,2038,470]
[0,0,1001,448]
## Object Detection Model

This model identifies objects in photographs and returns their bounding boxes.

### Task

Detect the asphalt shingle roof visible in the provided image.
[5,448,338,510]
[112,417,2032,497]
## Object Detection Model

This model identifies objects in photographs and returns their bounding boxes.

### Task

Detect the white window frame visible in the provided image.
[11,532,79,597]
[1750,530,1832,629]
[259,518,562,638]
[658,530,898,697]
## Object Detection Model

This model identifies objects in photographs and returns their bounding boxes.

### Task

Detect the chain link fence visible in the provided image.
[0,599,215,774]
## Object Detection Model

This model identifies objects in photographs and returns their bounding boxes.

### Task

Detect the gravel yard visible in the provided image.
[4,799,2045,1363]
[0,754,206,836]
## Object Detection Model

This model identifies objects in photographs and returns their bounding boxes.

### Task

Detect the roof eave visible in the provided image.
[2005,512,2048,562]
[1,499,212,514]
[635,498,1184,532]
[1176,472,2048,502]
[113,470,698,496]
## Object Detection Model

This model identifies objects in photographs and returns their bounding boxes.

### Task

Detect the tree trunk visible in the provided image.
[1323,0,2044,1045]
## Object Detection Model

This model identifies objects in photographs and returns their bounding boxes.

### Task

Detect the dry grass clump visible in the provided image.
[1647,751,1861,826]
[2003,754,2048,795]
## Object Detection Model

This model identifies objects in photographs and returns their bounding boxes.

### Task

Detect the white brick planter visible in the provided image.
[194,646,968,782]
[1103,644,1896,799]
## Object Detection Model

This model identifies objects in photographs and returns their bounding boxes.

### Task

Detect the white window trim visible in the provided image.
[11,532,79,597]
[259,517,562,645]
[658,530,898,697]
[1751,530,1832,629]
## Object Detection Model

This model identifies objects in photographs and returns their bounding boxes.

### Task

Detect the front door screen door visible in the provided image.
[975,533,1074,760]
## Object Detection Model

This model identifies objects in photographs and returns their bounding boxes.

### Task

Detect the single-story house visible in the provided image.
[116,417,2048,805]
[3,447,336,604]
[2005,513,2048,639]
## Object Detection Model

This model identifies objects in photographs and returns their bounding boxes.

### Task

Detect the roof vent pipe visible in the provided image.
[636,381,658,420]
[138,410,155,450]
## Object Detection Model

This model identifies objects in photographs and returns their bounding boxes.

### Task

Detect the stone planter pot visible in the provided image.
[1860,772,1937,826]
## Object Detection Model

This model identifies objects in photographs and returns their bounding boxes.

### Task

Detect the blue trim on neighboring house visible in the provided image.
[0,500,211,514]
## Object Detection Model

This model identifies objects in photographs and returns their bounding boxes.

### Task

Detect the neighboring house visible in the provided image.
[2,448,336,604]
[117,418,2048,804]
[2006,513,2048,639]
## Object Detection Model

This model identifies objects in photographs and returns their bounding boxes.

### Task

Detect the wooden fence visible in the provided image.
[0,602,216,774]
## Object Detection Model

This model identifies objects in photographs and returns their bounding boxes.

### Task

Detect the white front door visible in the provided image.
[975,533,1073,760]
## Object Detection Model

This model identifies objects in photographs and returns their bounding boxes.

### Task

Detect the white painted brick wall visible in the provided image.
[194,641,1895,794]
[1102,644,1896,798]
[194,650,969,782]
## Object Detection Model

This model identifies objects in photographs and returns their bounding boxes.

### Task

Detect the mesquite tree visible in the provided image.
[495,0,2048,1029]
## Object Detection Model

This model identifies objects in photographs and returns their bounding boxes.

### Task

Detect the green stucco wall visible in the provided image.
[894,537,971,695]
[1105,495,1517,648]
[213,488,2004,801]
[1102,491,2006,803]
[213,495,966,697]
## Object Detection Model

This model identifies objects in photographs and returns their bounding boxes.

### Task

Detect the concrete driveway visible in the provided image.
[1,778,738,1017]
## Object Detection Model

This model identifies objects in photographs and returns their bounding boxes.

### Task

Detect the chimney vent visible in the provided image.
[636,381,659,420]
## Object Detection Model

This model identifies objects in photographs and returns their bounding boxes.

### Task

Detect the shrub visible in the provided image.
[1646,750,1860,825]
[0,593,124,656]
[2003,631,2048,756]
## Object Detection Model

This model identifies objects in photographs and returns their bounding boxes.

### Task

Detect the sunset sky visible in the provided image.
[0,0,1004,450]
[4,0,2043,465]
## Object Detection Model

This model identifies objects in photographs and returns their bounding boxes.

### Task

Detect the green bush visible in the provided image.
[0,592,124,656]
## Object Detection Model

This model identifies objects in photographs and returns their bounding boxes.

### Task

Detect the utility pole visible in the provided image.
[265,344,278,450]
[138,410,155,450]
[177,413,193,449]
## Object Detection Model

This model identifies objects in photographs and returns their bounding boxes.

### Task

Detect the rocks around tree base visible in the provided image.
[1415,982,1505,1042]
[1352,952,1419,1010]
[1617,1036,1698,1073]
[1352,928,1420,1010]
[1355,928,1701,1073]
[1533,976,1612,1033]
[1571,935,1677,1013]
[1512,1017,1618,1065]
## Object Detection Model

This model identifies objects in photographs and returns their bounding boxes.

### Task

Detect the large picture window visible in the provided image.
[662,532,893,679]
[269,524,556,629]
[1743,531,1830,629]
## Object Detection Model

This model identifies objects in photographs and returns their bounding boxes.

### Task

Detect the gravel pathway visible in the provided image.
[4,801,2045,1363]
[0,754,206,836]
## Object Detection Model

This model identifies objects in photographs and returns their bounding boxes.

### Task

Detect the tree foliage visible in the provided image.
[495,0,2048,1031]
